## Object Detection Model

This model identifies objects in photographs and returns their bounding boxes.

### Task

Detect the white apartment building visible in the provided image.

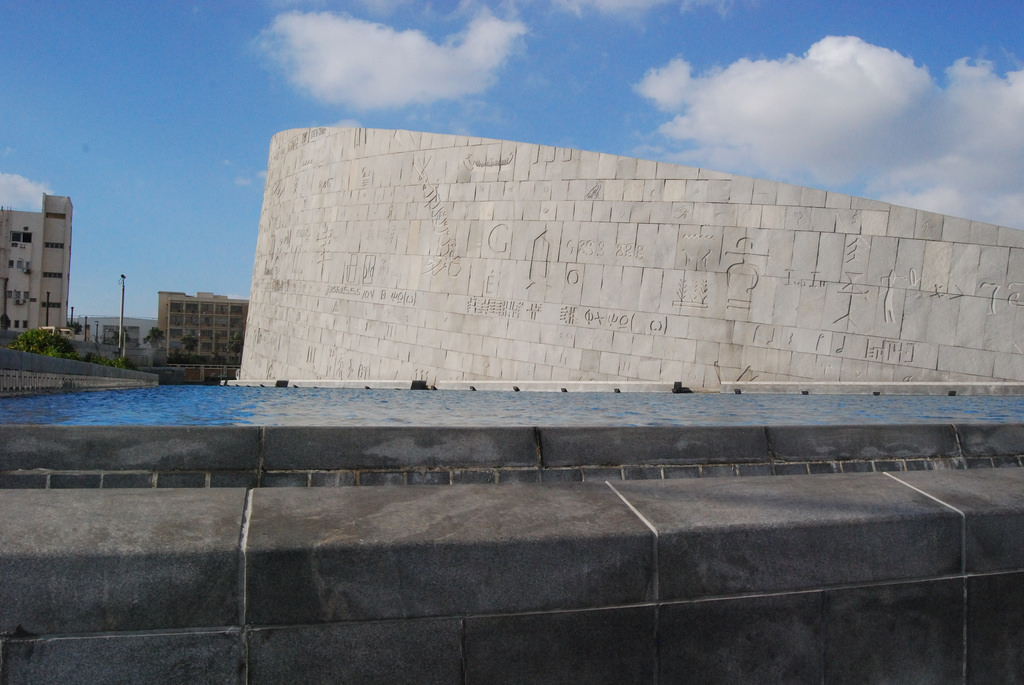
[0,195,72,331]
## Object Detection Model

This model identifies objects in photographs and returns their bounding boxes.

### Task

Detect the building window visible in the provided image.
[169,328,182,338]
[11,231,31,243]
[44,241,64,248]
[45,301,62,308]
[185,303,198,313]
[170,302,184,312]
[43,272,63,279]
[45,212,66,219]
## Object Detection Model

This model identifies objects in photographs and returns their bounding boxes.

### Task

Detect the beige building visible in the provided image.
[157,291,248,359]
[0,195,72,332]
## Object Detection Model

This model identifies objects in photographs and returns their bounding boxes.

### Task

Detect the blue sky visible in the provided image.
[2,0,1022,319]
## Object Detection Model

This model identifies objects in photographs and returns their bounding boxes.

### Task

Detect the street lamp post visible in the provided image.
[0,276,8,330]
[118,275,126,358]
[45,291,51,326]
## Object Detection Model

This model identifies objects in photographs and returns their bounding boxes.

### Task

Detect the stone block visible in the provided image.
[0,425,260,472]
[659,592,822,684]
[824,579,963,684]
[767,424,960,461]
[0,489,246,634]
[895,468,1024,572]
[957,423,1024,457]
[101,472,154,488]
[156,472,208,488]
[49,473,102,489]
[465,606,656,685]
[261,426,538,470]
[1,631,242,684]
[613,474,960,600]
[966,571,1024,683]
[247,619,461,685]
[245,484,653,624]
[539,426,768,467]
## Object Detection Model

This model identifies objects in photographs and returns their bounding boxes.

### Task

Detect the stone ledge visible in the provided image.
[0,425,261,472]
[767,424,961,461]
[245,484,653,624]
[261,426,538,470]
[1,470,1023,681]
[2,424,1020,490]
[541,425,769,467]
[0,488,247,635]
[724,381,1024,395]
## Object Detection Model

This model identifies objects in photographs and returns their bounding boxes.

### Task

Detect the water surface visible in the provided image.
[1,385,1022,426]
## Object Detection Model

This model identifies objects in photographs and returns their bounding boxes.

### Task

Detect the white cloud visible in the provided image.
[636,36,1024,228]
[260,11,526,109]
[332,118,363,128]
[0,173,51,210]
[556,0,734,14]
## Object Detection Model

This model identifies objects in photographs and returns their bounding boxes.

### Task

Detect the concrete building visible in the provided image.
[240,127,1024,389]
[0,195,72,332]
[81,315,161,367]
[157,291,248,359]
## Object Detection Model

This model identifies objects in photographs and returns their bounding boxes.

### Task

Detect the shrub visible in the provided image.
[81,353,137,370]
[7,329,80,360]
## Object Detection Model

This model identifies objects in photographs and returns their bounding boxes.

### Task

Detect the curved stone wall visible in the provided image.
[241,127,1024,388]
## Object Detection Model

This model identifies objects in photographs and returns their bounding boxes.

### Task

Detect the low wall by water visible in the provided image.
[0,348,157,396]
[1,468,1022,682]
[1,423,1022,489]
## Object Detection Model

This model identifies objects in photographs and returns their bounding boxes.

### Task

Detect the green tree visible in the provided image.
[144,327,165,347]
[228,331,244,357]
[180,333,198,354]
[8,329,79,360]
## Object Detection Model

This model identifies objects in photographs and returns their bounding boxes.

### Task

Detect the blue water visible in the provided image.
[0,385,1022,426]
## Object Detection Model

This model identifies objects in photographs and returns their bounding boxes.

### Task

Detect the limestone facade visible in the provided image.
[240,127,1024,388]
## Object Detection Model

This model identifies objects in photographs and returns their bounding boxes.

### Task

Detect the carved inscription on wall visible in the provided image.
[414,158,461,278]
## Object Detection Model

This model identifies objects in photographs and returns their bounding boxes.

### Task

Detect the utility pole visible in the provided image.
[118,274,126,358]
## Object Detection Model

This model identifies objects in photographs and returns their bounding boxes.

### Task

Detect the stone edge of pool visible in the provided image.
[228,379,1024,394]
[1,422,1023,489]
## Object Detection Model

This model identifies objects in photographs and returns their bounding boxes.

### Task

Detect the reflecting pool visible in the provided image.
[1,385,1023,426]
